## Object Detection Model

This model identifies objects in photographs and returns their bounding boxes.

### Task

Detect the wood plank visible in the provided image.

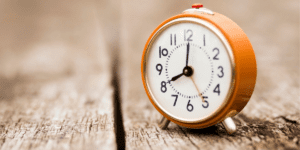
[119,1,300,149]
[0,73,116,150]
[0,0,117,149]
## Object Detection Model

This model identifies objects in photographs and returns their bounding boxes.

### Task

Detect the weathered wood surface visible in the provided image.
[0,73,116,150]
[119,0,300,150]
[0,0,116,149]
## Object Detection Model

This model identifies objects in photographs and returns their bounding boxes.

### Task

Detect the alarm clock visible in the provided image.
[141,3,256,134]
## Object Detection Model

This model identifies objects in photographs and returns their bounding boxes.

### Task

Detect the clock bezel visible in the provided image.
[141,12,257,128]
[142,17,236,124]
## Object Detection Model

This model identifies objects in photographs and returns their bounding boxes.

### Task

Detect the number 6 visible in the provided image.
[187,100,194,112]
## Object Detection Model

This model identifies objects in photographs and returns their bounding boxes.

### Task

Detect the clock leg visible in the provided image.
[222,117,236,134]
[159,116,170,130]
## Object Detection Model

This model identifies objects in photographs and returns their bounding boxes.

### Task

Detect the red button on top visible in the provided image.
[192,3,203,9]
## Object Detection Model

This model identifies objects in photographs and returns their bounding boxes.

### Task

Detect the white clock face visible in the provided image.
[144,17,234,123]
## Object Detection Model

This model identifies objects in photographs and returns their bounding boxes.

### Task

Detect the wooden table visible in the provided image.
[0,0,299,149]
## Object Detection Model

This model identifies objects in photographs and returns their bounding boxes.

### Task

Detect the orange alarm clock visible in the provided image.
[141,3,256,134]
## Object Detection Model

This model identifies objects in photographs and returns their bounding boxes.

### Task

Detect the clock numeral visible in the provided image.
[159,46,168,58]
[187,100,194,112]
[161,81,167,93]
[213,84,220,96]
[203,34,206,46]
[202,96,209,108]
[156,64,163,75]
[172,95,178,106]
[213,48,220,60]
[184,29,193,41]
[217,66,224,78]
[170,34,176,45]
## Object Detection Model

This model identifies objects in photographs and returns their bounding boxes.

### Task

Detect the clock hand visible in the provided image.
[186,42,190,67]
[171,43,191,82]
[171,73,184,81]
[170,66,194,82]
[190,76,205,102]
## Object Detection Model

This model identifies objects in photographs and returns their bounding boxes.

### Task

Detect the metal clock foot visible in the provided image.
[222,117,237,134]
[159,116,170,130]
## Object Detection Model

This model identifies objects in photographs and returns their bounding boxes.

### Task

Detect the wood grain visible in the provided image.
[119,0,300,149]
[0,73,116,150]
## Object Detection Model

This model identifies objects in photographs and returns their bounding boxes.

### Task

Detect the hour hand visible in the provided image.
[171,73,184,82]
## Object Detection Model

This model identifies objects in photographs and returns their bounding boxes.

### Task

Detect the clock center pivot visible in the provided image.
[183,66,193,77]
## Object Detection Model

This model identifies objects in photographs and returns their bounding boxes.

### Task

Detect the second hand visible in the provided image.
[190,76,205,102]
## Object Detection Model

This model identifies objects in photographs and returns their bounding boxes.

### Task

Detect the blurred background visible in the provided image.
[0,0,299,112]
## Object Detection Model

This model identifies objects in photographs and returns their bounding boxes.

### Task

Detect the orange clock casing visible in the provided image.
[141,11,257,128]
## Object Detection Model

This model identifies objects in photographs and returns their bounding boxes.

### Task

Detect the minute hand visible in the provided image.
[186,42,190,67]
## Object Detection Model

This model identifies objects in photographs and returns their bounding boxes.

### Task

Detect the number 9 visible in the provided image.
[156,64,163,75]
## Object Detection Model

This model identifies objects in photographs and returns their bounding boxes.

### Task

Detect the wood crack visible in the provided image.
[112,46,126,150]
[277,116,299,125]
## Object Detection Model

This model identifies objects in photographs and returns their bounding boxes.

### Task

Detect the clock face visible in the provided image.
[144,17,234,123]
